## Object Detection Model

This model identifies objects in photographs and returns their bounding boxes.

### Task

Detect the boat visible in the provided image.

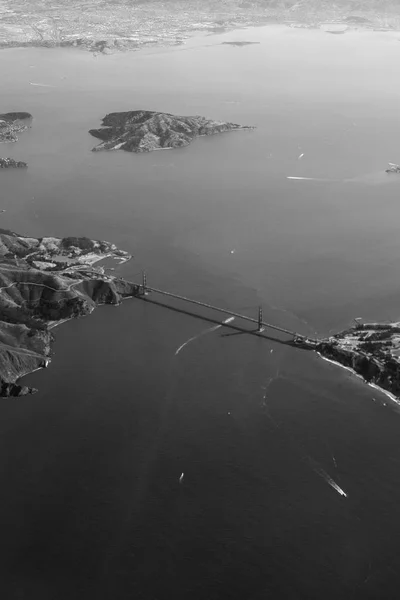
[386,163,400,173]
[223,317,235,324]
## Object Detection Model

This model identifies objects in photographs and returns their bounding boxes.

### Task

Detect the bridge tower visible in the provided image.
[141,270,148,296]
[257,305,265,333]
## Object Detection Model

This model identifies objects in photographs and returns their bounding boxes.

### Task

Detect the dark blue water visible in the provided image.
[2,26,400,598]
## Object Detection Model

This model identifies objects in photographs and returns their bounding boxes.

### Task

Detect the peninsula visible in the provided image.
[316,322,400,401]
[89,110,254,153]
[0,230,138,397]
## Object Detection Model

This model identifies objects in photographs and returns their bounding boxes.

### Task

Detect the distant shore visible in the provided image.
[1,1,399,54]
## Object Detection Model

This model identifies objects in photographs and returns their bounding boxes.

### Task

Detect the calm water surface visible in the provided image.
[2,26,400,599]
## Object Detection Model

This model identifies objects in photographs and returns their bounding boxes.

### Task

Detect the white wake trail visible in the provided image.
[175,317,235,356]
[287,176,337,182]
[312,463,347,497]
[29,82,56,88]
[260,368,281,429]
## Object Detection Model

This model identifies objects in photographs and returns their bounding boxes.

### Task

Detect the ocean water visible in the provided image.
[2,25,400,599]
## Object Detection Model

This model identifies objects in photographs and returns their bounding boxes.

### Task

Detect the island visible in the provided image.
[0,230,139,397]
[222,41,261,47]
[0,158,27,169]
[386,163,400,173]
[89,110,254,153]
[0,113,32,143]
[316,322,400,401]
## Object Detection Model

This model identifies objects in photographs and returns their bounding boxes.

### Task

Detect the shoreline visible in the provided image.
[0,229,136,397]
[1,21,399,70]
[17,282,138,391]
[1,3,399,55]
[316,351,400,406]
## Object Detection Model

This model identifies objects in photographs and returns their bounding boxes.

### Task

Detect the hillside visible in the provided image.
[89,111,254,152]
[0,230,138,397]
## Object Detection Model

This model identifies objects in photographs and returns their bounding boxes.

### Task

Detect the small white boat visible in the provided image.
[179,472,184,483]
[223,317,235,324]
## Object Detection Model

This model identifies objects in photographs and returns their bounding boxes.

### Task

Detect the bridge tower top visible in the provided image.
[257,306,265,333]
[141,270,148,296]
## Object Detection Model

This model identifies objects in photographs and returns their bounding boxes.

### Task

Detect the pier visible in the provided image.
[133,271,318,346]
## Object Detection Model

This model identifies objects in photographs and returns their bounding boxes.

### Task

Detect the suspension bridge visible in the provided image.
[132,271,318,347]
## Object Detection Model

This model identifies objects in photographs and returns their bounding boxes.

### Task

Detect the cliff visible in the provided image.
[0,230,139,397]
[317,322,400,399]
[89,110,254,153]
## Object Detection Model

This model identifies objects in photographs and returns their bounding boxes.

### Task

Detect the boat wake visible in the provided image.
[29,82,56,88]
[287,172,394,186]
[175,317,235,356]
[306,456,347,498]
[260,386,347,498]
[287,176,337,182]
[316,466,347,497]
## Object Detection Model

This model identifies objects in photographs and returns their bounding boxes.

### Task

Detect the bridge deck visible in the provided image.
[138,284,306,339]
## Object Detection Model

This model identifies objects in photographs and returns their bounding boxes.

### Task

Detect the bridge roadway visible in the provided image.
[138,284,311,340]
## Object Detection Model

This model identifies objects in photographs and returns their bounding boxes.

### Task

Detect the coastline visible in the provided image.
[1,1,400,55]
[15,264,142,393]
[0,229,138,397]
[316,351,400,406]
[17,291,141,393]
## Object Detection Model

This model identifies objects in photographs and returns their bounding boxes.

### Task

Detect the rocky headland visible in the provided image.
[316,322,400,401]
[89,110,254,153]
[0,230,138,397]
[0,112,32,143]
[0,158,27,168]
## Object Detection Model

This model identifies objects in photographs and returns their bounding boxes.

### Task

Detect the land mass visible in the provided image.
[0,1,399,54]
[0,158,27,168]
[89,110,254,152]
[0,112,32,143]
[317,322,400,400]
[2,228,398,402]
[222,41,261,46]
[386,162,400,173]
[0,229,138,397]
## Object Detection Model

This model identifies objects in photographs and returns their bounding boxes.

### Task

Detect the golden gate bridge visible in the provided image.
[132,271,318,347]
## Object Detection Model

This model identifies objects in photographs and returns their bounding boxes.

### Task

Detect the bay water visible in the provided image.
[2,25,400,598]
